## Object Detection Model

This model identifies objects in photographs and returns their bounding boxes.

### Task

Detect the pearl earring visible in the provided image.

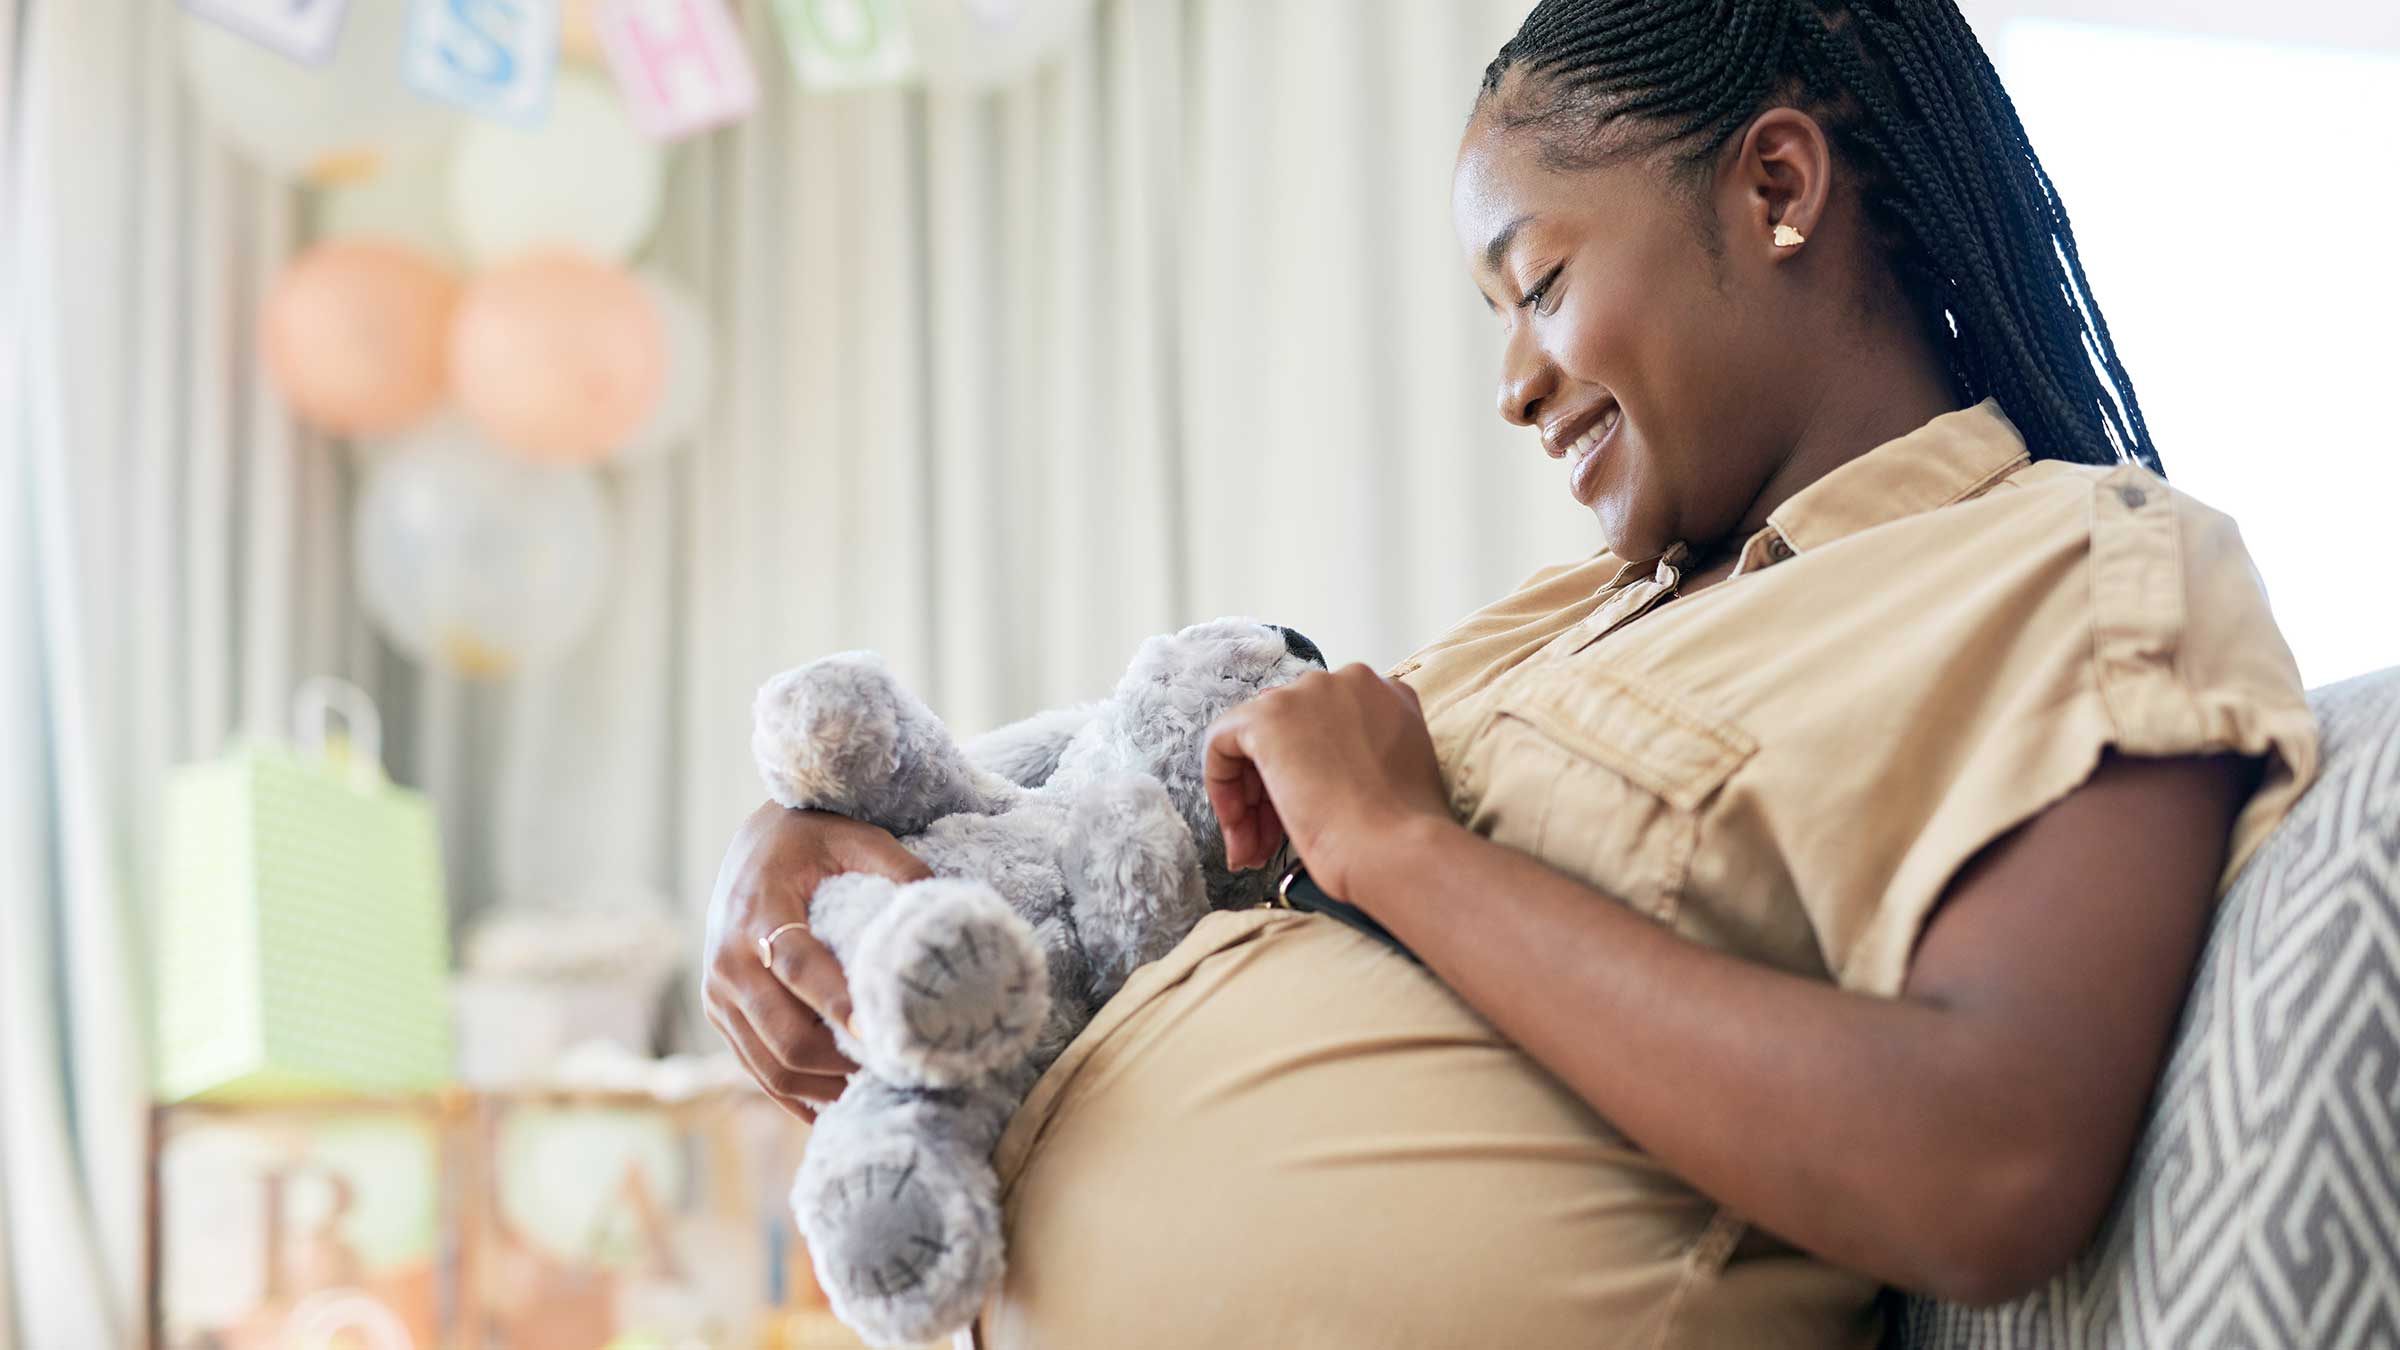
[1773,224,1807,248]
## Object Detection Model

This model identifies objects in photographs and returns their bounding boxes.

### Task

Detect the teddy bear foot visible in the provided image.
[795,1131,1002,1346]
[849,878,1050,1087]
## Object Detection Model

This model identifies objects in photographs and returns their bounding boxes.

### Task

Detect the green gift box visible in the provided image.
[154,679,453,1103]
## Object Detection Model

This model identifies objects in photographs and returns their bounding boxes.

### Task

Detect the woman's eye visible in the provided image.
[1516,265,1564,315]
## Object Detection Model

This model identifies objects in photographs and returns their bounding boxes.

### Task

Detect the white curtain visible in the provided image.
[464,0,1596,965]
[3,0,372,1341]
[5,0,1619,1339]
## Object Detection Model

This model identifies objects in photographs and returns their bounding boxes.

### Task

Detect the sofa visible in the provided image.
[1891,668,2400,1347]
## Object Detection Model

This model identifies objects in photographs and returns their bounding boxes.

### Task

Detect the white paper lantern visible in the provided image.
[448,70,664,266]
[183,5,456,185]
[354,432,614,678]
[904,0,1096,90]
[317,140,466,266]
[613,271,714,463]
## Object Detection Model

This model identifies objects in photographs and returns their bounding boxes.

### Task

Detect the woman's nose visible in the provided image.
[1497,326,1555,428]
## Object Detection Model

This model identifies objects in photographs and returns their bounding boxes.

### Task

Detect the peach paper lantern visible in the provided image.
[450,252,666,463]
[260,242,459,437]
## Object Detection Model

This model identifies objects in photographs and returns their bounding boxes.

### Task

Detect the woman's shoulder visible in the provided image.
[1961,453,2281,668]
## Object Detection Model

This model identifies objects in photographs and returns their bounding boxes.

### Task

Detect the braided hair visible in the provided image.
[1480,0,2160,474]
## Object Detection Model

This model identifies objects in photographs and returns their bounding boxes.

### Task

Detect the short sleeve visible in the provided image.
[1835,465,2321,997]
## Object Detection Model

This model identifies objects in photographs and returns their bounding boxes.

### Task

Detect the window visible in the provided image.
[2002,19,2400,686]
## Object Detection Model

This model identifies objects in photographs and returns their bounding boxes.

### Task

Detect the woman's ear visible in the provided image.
[1722,107,1833,261]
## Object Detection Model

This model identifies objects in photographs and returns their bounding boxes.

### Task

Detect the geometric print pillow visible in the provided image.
[1892,666,2400,1350]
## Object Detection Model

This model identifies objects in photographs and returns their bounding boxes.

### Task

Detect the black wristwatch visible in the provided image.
[1269,857,1421,964]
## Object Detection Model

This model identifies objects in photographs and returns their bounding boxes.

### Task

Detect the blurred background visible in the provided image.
[4,0,2395,1344]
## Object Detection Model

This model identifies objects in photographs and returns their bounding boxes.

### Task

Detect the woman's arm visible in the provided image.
[1203,664,2251,1305]
[1355,749,2247,1305]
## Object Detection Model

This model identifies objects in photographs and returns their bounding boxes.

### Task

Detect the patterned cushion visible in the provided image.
[1894,667,2400,1349]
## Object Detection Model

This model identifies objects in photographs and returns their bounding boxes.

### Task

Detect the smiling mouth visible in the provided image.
[1561,404,1620,460]
[1564,404,1623,504]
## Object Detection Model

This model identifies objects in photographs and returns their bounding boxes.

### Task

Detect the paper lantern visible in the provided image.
[183,5,455,185]
[451,252,667,461]
[354,432,614,678]
[261,241,459,438]
[317,140,468,266]
[612,270,714,463]
[448,70,664,265]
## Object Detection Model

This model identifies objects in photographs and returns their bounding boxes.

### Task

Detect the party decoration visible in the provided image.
[613,270,713,462]
[157,1110,446,1347]
[406,0,560,125]
[318,139,469,266]
[495,1108,686,1264]
[158,1091,849,1348]
[561,0,607,62]
[772,0,912,89]
[454,887,686,1087]
[354,431,613,677]
[596,0,759,140]
[181,0,352,64]
[452,251,666,460]
[261,241,459,438]
[154,679,452,1103]
[905,0,1095,90]
[183,1,455,185]
[449,68,664,264]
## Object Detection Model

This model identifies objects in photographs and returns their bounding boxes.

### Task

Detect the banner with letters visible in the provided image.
[597,0,759,140]
[405,0,561,125]
[181,0,354,65]
[771,0,915,89]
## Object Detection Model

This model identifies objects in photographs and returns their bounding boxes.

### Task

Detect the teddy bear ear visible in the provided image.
[1271,625,1325,668]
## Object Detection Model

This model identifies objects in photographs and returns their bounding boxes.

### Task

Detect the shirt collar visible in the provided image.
[1763,399,2030,555]
[1590,400,2030,596]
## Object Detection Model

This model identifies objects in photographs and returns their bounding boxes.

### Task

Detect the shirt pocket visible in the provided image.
[1451,663,1756,925]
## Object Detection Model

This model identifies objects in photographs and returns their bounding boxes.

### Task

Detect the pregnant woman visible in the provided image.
[704,2,2319,1344]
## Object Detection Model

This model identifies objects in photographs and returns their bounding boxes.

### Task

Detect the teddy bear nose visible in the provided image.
[1272,626,1325,668]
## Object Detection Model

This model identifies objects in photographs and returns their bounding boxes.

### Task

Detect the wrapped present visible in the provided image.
[154,678,452,1103]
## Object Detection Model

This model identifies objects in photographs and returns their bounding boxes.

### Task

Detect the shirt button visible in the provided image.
[2118,485,2148,509]
[1766,535,1794,562]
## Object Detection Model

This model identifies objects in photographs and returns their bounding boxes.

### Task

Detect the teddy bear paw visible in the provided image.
[796,1136,1002,1345]
[850,878,1049,1087]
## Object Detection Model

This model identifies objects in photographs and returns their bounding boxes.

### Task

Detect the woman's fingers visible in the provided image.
[709,1006,848,1123]
[737,970,858,1077]
[1204,711,1271,869]
[831,823,937,886]
[758,913,856,1039]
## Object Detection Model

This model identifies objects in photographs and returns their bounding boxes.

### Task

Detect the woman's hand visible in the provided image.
[702,801,933,1121]
[1201,664,1452,905]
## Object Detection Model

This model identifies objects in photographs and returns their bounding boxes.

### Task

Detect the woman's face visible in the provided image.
[1453,107,1794,563]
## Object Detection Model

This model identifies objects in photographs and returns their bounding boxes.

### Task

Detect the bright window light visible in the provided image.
[2002,19,2400,688]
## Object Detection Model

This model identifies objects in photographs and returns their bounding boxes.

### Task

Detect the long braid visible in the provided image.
[1480,0,2161,474]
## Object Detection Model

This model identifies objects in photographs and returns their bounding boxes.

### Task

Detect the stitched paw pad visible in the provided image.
[850,879,1048,1087]
[795,1136,1000,1346]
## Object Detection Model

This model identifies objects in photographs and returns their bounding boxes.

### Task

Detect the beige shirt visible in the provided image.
[1391,398,2317,996]
[973,401,2319,1348]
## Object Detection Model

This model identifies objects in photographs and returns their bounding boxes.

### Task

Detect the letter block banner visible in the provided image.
[597,0,759,140]
[771,0,914,90]
[405,0,561,125]
[181,0,354,65]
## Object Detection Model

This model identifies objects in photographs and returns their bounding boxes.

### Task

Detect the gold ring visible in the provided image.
[757,921,811,969]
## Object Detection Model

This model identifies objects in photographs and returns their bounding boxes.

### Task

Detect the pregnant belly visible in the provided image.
[968,908,1872,1349]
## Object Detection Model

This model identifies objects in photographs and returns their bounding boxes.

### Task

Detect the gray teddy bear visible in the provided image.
[749,616,1327,1345]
